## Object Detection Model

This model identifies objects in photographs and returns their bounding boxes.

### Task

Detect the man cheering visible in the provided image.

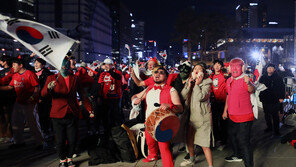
[131,67,183,167]
[0,58,44,149]
[223,58,255,167]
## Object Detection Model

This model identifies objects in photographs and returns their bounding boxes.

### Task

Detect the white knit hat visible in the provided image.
[103,58,114,64]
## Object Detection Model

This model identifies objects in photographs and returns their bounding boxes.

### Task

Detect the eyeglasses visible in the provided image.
[154,70,166,75]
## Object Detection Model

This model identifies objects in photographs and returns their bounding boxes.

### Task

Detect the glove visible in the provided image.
[80,62,87,68]
[89,111,95,118]
[48,81,56,91]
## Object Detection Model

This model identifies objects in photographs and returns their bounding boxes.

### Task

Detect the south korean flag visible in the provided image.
[0,14,76,70]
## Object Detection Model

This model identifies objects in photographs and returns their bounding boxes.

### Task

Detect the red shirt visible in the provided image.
[125,73,130,83]
[98,69,122,99]
[9,70,39,104]
[210,72,227,102]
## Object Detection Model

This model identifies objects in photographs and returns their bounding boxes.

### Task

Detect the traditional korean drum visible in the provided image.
[146,108,180,142]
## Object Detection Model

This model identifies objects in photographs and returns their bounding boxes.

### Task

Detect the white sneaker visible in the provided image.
[72,154,78,158]
[180,159,194,166]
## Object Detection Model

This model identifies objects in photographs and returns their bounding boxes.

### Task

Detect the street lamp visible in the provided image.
[252,51,260,59]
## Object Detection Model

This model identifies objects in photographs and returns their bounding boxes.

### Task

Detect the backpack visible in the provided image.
[88,135,121,166]
[111,125,137,162]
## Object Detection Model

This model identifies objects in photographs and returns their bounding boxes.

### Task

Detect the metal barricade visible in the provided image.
[284,77,296,99]
[283,77,296,112]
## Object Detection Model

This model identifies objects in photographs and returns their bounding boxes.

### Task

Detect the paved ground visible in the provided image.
[1,109,296,167]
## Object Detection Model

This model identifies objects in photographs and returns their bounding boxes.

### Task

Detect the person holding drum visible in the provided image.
[180,62,214,167]
[131,67,183,167]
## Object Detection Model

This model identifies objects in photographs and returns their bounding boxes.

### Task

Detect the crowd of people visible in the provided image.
[0,52,288,167]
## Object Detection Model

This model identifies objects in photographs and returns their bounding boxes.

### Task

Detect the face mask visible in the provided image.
[191,71,197,79]
[61,59,71,77]
[192,71,204,79]
[35,68,42,72]
[179,65,191,80]
[230,64,243,78]
[180,72,189,80]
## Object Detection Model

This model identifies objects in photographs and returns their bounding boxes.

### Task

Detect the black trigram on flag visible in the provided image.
[5,18,20,26]
[39,45,53,57]
[48,31,59,39]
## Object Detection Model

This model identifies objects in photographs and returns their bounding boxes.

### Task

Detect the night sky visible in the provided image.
[122,0,294,49]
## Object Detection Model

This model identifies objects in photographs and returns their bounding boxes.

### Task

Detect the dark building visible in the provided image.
[0,0,36,57]
[236,0,295,29]
[0,0,35,20]
[110,0,133,64]
[236,3,249,28]
[36,0,112,63]
[248,2,259,28]
[224,28,294,65]
[166,44,182,66]
[145,40,158,59]
[258,3,268,28]
[236,1,268,28]
[132,21,145,60]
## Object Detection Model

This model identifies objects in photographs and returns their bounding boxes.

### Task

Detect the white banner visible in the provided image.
[0,14,76,70]
[125,44,131,58]
[253,53,267,109]
[254,53,266,84]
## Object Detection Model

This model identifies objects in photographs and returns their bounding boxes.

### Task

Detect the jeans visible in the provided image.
[52,114,78,160]
[262,103,280,133]
[37,101,51,133]
[12,103,43,144]
[228,119,253,167]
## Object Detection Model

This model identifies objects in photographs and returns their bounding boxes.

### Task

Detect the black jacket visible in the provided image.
[36,68,53,103]
[36,68,53,90]
[259,72,285,104]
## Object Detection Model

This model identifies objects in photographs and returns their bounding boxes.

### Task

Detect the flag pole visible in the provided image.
[55,40,80,82]
[71,40,80,54]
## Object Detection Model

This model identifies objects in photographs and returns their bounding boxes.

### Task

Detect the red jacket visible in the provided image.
[41,74,92,119]
[75,67,94,88]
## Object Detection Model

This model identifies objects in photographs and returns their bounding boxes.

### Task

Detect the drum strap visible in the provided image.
[139,87,149,100]
[136,130,148,158]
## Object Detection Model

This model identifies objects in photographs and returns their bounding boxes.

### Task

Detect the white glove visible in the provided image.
[48,81,56,90]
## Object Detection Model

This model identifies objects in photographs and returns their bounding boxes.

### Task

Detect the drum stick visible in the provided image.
[138,87,149,100]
